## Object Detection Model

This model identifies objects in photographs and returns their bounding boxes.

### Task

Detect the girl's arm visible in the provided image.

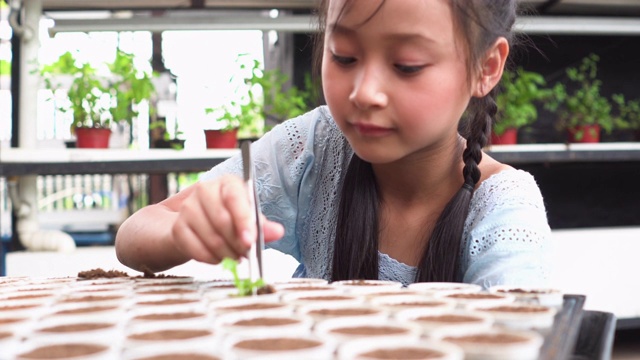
[115,176,284,273]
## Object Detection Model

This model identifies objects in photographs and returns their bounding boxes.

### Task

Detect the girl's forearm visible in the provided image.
[115,204,190,273]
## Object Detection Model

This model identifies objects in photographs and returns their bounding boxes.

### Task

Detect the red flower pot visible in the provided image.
[75,127,111,148]
[204,129,238,149]
[491,128,518,145]
[567,125,600,143]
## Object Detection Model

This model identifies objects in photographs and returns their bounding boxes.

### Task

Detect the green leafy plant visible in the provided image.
[612,94,640,131]
[545,53,626,141]
[41,49,155,132]
[205,54,316,139]
[494,67,552,136]
[41,51,110,131]
[106,48,156,126]
[221,257,264,297]
[0,59,11,76]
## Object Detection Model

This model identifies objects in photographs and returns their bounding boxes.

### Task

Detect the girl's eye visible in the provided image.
[331,54,356,66]
[395,64,426,74]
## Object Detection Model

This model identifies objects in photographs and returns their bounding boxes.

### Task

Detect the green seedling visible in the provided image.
[221,258,264,297]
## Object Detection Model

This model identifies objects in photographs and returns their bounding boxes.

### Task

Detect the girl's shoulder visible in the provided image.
[472,168,545,211]
[477,168,541,195]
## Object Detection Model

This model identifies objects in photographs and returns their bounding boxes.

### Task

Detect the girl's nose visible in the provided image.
[349,65,388,109]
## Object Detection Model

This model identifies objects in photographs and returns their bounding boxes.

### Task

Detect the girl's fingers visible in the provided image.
[171,221,220,264]
[263,218,285,243]
[218,177,258,251]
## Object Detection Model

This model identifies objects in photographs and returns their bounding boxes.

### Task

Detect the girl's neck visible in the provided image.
[372,135,465,206]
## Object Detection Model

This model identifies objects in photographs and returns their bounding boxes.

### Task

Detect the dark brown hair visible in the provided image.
[314,0,517,283]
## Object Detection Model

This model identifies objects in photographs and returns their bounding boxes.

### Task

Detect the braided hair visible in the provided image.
[321,0,517,282]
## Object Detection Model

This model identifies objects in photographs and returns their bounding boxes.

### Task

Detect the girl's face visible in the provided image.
[322,0,475,164]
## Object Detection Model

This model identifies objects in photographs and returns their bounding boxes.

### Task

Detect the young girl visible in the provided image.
[115,0,550,288]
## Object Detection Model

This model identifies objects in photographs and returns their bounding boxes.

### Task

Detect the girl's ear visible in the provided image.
[473,37,509,97]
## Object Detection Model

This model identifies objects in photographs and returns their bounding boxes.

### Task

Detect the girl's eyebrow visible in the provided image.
[328,22,437,44]
[328,23,355,36]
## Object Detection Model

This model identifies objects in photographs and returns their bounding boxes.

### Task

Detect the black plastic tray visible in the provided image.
[539,294,586,360]
[571,310,617,360]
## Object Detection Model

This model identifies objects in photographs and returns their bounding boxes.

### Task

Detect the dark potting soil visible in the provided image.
[17,344,108,359]
[135,299,199,306]
[133,312,205,321]
[5,293,53,300]
[0,318,25,325]
[77,268,129,279]
[360,347,445,359]
[232,317,299,327]
[136,355,220,360]
[446,293,505,300]
[37,322,114,333]
[496,288,554,295]
[330,325,408,336]
[309,308,379,317]
[386,301,446,308]
[445,333,531,344]
[137,288,196,295]
[53,306,118,315]
[59,295,124,303]
[484,305,551,313]
[220,303,285,312]
[233,337,322,351]
[128,329,212,341]
[415,314,484,323]
[257,284,277,295]
[299,295,353,301]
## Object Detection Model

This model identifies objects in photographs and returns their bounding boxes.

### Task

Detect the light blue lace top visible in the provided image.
[201,106,551,289]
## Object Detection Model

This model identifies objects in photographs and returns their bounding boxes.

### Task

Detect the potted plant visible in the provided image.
[41,49,156,148]
[545,53,625,143]
[204,54,316,149]
[493,67,551,145]
[612,94,640,141]
[105,48,156,137]
[41,51,111,148]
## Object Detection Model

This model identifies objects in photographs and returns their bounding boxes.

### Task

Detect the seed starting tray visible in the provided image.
[539,294,586,360]
[0,276,591,360]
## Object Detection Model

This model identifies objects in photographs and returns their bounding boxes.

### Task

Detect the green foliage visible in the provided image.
[106,49,156,125]
[41,49,155,132]
[0,59,11,76]
[545,53,626,140]
[494,67,552,136]
[41,51,108,130]
[206,54,316,139]
[612,94,640,131]
[221,258,264,297]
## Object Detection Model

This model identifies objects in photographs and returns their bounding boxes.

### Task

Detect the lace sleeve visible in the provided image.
[199,107,328,262]
[461,170,552,289]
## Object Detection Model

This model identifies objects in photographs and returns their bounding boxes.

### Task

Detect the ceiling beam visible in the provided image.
[48,14,640,36]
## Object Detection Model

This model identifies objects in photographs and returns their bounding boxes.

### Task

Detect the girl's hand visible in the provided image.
[169,175,285,264]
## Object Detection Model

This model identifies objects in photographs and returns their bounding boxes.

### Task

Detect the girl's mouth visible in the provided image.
[352,122,394,137]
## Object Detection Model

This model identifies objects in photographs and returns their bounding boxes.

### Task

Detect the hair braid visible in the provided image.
[416,91,498,283]
[463,90,497,188]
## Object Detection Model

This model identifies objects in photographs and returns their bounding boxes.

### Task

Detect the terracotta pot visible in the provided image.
[204,129,238,149]
[567,124,600,143]
[491,128,518,145]
[75,127,111,148]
